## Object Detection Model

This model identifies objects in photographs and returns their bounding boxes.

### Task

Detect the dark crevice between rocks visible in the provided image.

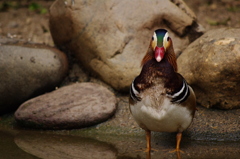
[0,82,57,116]
[186,21,205,42]
[163,19,204,43]
[0,106,19,116]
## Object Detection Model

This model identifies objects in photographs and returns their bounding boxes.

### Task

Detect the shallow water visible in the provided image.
[1,128,240,159]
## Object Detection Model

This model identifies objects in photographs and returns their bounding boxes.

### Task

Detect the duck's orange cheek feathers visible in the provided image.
[155,46,165,62]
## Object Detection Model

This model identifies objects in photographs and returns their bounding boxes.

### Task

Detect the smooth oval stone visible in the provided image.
[0,44,68,114]
[15,82,117,129]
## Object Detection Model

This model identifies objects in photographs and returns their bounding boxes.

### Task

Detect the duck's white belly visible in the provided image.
[130,96,193,133]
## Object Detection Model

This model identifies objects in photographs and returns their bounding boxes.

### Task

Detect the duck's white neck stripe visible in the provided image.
[167,80,190,103]
[173,83,189,103]
[130,78,141,101]
[168,81,185,98]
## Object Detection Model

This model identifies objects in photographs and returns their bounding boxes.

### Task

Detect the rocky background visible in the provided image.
[0,0,240,141]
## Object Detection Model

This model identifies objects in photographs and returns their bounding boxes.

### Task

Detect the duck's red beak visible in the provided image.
[155,46,165,62]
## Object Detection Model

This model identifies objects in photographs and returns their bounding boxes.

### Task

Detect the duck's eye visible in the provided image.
[167,37,170,41]
[152,36,154,41]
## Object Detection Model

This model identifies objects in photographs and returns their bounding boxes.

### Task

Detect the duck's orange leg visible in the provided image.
[176,132,182,151]
[169,132,184,153]
[146,130,151,152]
[136,130,157,152]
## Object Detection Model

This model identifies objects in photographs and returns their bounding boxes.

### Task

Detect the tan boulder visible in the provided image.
[178,28,240,109]
[49,0,204,91]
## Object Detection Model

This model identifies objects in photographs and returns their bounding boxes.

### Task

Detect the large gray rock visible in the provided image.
[0,43,68,114]
[15,82,117,129]
[49,0,204,91]
[178,28,240,109]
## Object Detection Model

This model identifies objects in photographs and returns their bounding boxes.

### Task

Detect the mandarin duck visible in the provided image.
[129,29,196,152]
